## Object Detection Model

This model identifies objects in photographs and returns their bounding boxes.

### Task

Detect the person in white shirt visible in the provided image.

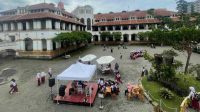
[9,79,18,94]
[36,73,41,86]
[48,68,52,78]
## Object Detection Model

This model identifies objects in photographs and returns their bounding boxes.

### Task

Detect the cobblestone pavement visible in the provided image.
[0,45,199,112]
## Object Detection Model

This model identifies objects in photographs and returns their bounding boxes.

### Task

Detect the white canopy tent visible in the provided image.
[56,62,97,106]
[80,54,97,62]
[96,56,115,65]
[57,62,97,81]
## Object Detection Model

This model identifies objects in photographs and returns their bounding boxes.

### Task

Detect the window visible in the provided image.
[115,18,120,21]
[130,16,135,20]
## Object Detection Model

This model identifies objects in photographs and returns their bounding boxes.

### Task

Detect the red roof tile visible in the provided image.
[0,12,83,25]
[154,9,176,17]
[94,11,150,20]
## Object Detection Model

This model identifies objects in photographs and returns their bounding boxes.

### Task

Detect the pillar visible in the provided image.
[33,40,38,50]
[55,21,60,30]
[18,22,22,31]
[47,40,53,51]
[11,23,14,31]
[3,23,8,31]
[37,40,42,51]
[120,26,123,30]
[128,34,131,41]
[37,21,41,29]
[98,35,101,41]
[155,24,158,29]
[62,23,65,30]
[0,24,2,31]
[26,22,30,30]
[98,27,101,31]
[113,26,116,31]
[128,25,131,30]
[145,24,149,30]
[137,25,139,30]
[105,26,108,31]
[68,24,71,31]
[46,19,52,29]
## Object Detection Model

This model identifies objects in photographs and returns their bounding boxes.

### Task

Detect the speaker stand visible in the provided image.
[46,87,54,102]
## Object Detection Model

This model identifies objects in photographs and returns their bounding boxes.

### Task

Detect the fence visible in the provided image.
[147,91,178,112]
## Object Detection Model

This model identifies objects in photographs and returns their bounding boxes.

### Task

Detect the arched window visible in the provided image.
[87,18,91,30]
[24,38,33,51]
[80,18,85,24]
[41,39,47,51]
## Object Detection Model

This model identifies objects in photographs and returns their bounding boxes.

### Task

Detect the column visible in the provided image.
[37,21,41,29]
[33,40,38,50]
[0,24,2,31]
[78,25,80,31]
[11,23,14,31]
[136,34,140,41]
[62,23,65,30]
[98,27,101,31]
[3,23,8,31]
[46,19,52,29]
[98,35,101,42]
[18,22,22,31]
[128,25,131,30]
[113,26,116,31]
[47,40,53,51]
[105,26,108,31]
[33,21,38,30]
[120,26,123,30]
[145,24,149,30]
[56,42,60,49]
[68,24,71,31]
[128,34,131,41]
[55,21,60,30]
[37,40,42,51]
[136,25,139,30]
[26,22,30,30]
[72,24,76,31]
[155,24,158,29]
[20,40,25,50]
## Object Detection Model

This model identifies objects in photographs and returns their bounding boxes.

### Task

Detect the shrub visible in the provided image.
[160,88,174,99]
[143,51,154,62]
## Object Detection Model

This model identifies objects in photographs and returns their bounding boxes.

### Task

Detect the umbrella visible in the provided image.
[96,56,115,64]
[80,54,97,62]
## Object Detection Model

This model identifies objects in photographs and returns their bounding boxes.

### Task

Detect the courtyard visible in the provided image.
[0,45,200,112]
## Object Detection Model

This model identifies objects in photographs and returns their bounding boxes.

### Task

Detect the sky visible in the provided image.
[0,0,197,13]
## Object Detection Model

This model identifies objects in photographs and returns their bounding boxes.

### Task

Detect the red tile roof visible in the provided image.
[154,9,176,17]
[95,11,150,20]
[93,19,161,26]
[0,12,83,25]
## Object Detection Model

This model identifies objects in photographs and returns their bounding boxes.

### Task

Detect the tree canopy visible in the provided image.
[53,31,92,45]
[140,27,200,73]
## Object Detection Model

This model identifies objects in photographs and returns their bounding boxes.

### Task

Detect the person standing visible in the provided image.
[115,63,119,71]
[120,53,123,59]
[48,68,52,78]
[141,67,145,77]
[36,73,41,86]
[9,79,18,94]
[41,72,46,84]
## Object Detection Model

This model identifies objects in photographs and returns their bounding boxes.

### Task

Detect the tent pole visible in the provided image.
[57,79,59,104]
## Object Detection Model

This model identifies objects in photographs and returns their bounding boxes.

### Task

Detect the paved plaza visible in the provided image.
[0,45,200,112]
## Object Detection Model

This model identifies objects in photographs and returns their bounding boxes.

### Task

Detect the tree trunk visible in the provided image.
[184,50,192,74]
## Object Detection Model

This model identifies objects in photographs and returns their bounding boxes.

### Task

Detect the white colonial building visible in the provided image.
[0,2,85,59]
[0,2,178,59]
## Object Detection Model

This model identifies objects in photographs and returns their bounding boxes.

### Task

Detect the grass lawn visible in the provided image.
[142,76,184,112]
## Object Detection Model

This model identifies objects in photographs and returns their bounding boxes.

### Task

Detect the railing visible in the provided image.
[147,91,178,112]
[180,97,190,112]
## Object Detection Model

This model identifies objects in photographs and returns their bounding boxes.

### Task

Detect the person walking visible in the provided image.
[111,48,113,53]
[41,72,46,84]
[141,67,145,77]
[36,73,41,86]
[120,53,123,59]
[48,68,52,78]
[9,79,18,94]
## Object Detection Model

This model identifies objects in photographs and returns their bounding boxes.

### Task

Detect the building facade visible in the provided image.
[0,2,85,59]
[0,2,178,59]
[72,7,177,43]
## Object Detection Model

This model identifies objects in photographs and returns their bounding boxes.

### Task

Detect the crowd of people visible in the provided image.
[98,78,120,96]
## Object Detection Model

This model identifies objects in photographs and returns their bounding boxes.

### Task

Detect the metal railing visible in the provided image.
[147,91,178,112]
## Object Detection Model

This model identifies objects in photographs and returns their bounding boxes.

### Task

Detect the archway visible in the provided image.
[93,35,99,42]
[41,39,47,51]
[24,38,33,51]
[131,34,136,41]
[87,18,91,30]
[80,18,85,24]
[123,34,129,42]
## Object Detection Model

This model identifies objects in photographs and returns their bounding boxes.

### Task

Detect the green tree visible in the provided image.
[112,32,122,41]
[145,28,200,74]
[100,32,112,41]
[176,0,188,15]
